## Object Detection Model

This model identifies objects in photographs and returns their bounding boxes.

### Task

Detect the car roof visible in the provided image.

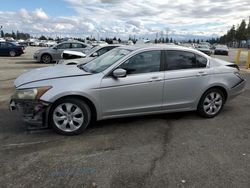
[59,41,87,44]
[118,44,208,56]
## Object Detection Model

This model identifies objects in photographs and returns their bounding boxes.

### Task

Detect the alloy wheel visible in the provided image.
[53,103,84,132]
[203,92,223,116]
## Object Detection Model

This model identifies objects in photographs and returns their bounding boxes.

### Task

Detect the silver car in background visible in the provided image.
[33,41,92,63]
[10,45,246,135]
[57,44,122,65]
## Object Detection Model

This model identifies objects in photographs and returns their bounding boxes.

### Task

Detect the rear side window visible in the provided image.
[166,51,196,70]
[165,50,207,70]
[72,43,86,48]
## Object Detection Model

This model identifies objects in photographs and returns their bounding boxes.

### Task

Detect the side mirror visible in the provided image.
[92,52,98,57]
[113,68,127,78]
[53,46,58,50]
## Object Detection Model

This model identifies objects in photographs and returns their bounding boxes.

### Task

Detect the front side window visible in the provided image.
[166,51,196,70]
[57,43,71,49]
[120,50,161,74]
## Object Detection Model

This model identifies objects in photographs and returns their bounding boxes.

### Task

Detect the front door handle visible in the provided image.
[149,77,163,82]
[196,71,208,76]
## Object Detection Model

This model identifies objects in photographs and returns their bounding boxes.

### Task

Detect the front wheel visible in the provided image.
[197,88,225,118]
[50,98,91,135]
[41,54,52,64]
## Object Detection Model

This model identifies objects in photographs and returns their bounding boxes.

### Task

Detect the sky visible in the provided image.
[0,0,250,40]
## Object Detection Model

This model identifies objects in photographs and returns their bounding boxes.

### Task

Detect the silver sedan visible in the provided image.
[33,41,92,63]
[10,45,246,135]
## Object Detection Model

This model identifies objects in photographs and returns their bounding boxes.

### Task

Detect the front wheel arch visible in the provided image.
[49,95,97,125]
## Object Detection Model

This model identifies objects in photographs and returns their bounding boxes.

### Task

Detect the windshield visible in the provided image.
[79,48,131,73]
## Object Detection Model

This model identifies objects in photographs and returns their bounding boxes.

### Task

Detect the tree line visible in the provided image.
[219,19,250,44]
[1,30,30,40]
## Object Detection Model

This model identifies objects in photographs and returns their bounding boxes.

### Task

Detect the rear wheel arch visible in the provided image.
[197,86,227,118]
[204,86,228,101]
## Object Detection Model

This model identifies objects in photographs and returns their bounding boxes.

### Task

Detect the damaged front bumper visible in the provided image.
[9,99,51,129]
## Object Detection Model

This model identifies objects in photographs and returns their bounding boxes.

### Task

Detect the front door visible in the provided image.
[100,50,165,118]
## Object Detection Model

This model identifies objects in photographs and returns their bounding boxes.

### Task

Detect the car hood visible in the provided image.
[198,48,211,51]
[215,48,229,51]
[14,65,91,88]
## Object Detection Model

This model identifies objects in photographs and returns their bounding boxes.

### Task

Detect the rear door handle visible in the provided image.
[196,71,208,76]
[149,77,163,82]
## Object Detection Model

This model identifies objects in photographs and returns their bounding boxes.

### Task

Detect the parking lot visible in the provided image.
[0,47,250,188]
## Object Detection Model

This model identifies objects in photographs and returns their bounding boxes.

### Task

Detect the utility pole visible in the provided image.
[0,26,2,38]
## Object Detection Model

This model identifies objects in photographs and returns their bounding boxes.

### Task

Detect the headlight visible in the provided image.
[14,86,52,100]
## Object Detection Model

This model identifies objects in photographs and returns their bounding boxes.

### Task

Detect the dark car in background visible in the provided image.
[0,42,25,57]
[214,45,229,55]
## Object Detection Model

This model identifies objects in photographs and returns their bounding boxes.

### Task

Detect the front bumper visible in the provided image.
[33,54,40,62]
[214,50,228,55]
[10,99,51,129]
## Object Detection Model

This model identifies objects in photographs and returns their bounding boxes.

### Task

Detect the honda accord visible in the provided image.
[10,45,246,135]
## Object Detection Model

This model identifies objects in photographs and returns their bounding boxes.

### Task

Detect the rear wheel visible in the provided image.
[197,88,225,118]
[50,98,91,135]
[9,51,16,57]
[41,54,52,63]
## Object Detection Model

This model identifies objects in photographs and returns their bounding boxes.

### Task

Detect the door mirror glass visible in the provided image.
[113,68,127,78]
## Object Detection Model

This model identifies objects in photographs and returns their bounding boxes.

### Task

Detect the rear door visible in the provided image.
[54,42,71,60]
[163,50,209,110]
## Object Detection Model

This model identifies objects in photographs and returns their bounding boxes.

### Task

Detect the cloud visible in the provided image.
[19,8,31,19]
[33,8,49,20]
[0,0,250,39]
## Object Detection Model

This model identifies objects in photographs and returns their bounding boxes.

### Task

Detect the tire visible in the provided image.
[9,51,16,57]
[41,54,52,64]
[50,98,91,135]
[197,88,225,118]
